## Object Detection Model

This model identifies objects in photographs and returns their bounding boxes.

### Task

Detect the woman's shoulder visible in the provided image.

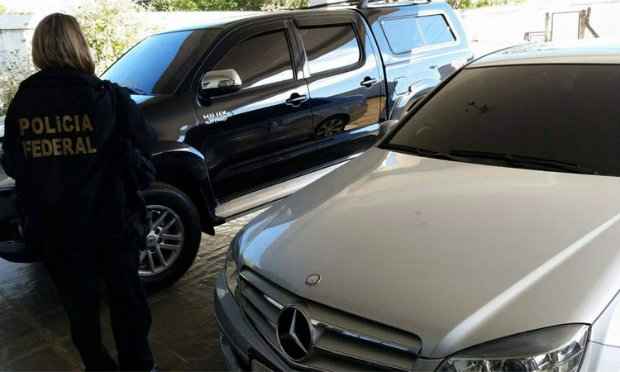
[99,81,135,104]
[20,68,102,90]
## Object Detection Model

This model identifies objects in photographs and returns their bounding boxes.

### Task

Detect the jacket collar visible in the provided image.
[21,67,101,88]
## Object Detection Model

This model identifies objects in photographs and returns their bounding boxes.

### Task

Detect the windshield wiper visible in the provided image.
[386,144,458,161]
[449,150,598,175]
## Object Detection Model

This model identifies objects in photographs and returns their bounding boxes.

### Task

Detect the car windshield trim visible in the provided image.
[449,150,599,175]
[383,144,599,175]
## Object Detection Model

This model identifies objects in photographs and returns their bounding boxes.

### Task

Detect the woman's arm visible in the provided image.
[1,100,22,179]
[116,86,157,157]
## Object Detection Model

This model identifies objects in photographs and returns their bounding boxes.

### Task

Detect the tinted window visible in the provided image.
[418,15,455,45]
[103,29,219,95]
[381,18,424,54]
[382,14,455,54]
[300,25,361,75]
[214,30,294,89]
[386,65,620,176]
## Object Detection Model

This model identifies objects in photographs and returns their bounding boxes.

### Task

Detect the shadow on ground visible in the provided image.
[0,214,256,371]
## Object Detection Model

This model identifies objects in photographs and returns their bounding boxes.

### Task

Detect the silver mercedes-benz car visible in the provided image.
[215,41,620,371]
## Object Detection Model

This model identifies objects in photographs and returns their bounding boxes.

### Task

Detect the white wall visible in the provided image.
[0,11,263,65]
[459,0,620,56]
[4,1,620,63]
[0,14,39,60]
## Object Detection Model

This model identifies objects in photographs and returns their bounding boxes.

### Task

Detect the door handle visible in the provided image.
[360,77,378,88]
[285,93,308,107]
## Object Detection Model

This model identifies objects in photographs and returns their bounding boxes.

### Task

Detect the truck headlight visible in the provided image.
[437,324,589,372]
[224,235,240,294]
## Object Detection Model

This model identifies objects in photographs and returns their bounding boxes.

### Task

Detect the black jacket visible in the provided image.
[1,68,157,248]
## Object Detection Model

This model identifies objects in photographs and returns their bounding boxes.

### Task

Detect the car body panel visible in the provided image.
[185,11,389,201]
[0,3,472,283]
[237,147,620,358]
[126,4,470,205]
[470,40,620,68]
[294,12,387,133]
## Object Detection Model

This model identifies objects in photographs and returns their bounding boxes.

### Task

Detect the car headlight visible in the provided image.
[224,235,240,294]
[437,324,589,372]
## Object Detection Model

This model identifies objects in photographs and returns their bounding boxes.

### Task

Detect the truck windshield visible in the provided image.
[384,64,620,176]
[102,29,219,95]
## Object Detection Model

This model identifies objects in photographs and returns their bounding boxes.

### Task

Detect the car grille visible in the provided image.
[237,269,422,371]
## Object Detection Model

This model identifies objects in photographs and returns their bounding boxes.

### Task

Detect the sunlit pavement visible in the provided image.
[0,214,258,371]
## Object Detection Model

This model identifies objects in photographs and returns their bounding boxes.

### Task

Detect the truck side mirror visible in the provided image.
[199,69,242,99]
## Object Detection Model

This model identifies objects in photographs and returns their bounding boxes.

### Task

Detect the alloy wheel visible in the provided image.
[139,205,185,277]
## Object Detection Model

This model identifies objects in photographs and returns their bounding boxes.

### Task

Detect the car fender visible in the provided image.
[151,141,218,234]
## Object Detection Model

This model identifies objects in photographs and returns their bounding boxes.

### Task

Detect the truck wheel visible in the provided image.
[139,182,202,289]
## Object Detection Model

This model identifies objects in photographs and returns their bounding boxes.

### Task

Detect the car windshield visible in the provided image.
[102,29,220,95]
[384,64,620,176]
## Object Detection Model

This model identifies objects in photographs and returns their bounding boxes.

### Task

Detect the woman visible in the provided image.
[1,13,157,371]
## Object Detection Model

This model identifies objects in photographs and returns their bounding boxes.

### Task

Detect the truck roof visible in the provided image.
[470,39,620,68]
[157,0,448,34]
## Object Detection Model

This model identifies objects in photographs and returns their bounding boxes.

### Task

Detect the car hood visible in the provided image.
[238,147,620,358]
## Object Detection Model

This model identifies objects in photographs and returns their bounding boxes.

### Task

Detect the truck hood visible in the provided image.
[239,147,620,358]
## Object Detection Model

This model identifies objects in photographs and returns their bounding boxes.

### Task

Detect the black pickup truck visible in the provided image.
[0,0,472,288]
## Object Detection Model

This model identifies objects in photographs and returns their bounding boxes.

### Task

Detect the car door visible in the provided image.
[294,12,386,148]
[192,20,313,200]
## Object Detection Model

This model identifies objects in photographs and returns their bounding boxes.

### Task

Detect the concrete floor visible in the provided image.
[0,214,255,371]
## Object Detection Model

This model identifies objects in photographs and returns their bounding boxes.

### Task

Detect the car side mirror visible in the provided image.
[199,69,242,99]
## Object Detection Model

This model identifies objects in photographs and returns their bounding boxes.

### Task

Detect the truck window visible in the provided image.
[299,25,361,75]
[418,15,456,45]
[381,17,424,54]
[382,14,455,55]
[103,29,219,95]
[213,30,294,89]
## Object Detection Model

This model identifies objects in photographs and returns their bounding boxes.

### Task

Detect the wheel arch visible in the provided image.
[151,142,217,235]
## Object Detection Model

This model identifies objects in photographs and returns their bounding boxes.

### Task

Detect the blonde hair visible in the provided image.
[32,13,95,75]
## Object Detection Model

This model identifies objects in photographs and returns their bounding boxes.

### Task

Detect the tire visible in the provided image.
[139,182,202,290]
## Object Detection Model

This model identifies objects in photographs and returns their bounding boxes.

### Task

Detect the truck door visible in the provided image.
[294,13,386,148]
[192,20,313,200]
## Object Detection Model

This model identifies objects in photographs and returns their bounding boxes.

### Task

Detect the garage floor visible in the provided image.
[0,214,256,371]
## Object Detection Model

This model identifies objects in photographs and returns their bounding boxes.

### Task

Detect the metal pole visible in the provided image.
[578,9,586,39]
[585,7,600,38]
[544,12,552,42]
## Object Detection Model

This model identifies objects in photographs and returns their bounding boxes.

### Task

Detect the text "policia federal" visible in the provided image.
[19,114,97,159]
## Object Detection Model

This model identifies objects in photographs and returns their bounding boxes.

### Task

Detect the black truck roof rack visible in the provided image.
[303,0,431,10]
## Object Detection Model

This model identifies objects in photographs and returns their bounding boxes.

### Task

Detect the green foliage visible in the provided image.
[75,0,154,74]
[0,49,35,116]
[145,0,259,10]
[0,3,6,14]
[262,0,307,10]
[447,0,525,8]
[143,0,307,11]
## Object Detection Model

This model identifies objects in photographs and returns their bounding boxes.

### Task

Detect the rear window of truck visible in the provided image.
[381,14,456,54]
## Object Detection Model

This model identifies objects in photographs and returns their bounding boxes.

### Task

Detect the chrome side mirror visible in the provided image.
[200,69,242,97]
